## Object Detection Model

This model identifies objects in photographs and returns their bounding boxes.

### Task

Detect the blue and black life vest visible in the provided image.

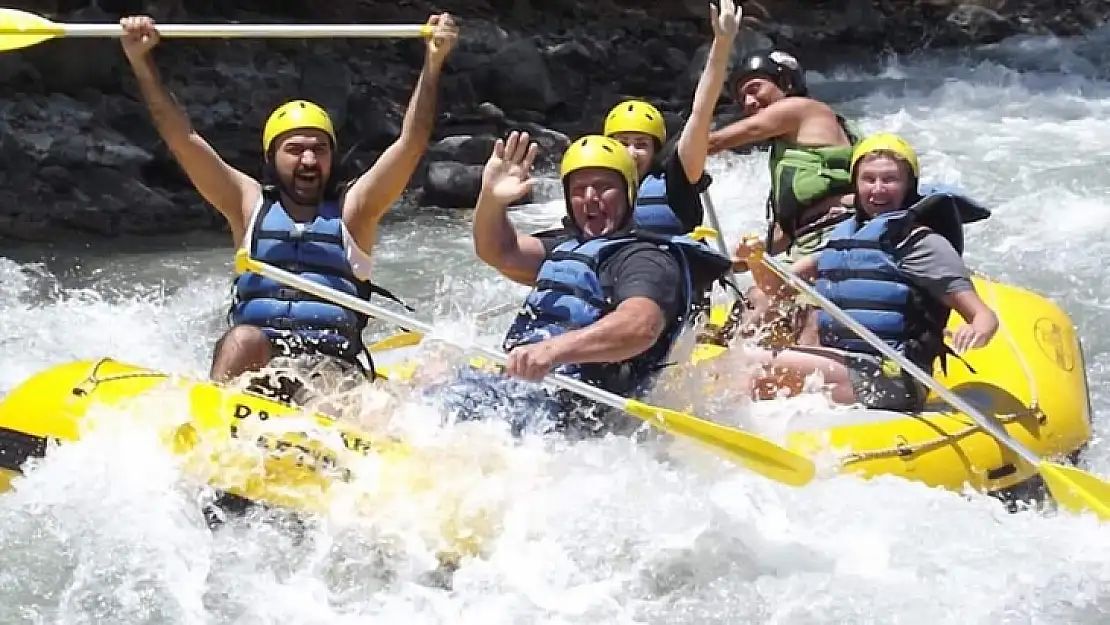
[814,187,991,372]
[632,173,687,235]
[228,193,411,370]
[501,230,731,396]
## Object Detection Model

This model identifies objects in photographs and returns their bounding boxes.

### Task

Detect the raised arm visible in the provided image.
[342,13,458,250]
[472,132,548,286]
[120,16,256,244]
[707,98,805,155]
[676,0,741,183]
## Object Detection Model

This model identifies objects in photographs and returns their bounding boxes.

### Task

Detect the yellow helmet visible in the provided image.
[850,132,920,178]
[261,100,337,154]
[560,135,640,206]
[603,100,667,146]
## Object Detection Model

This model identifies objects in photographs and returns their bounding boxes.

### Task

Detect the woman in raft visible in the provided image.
[728,132,1000,411]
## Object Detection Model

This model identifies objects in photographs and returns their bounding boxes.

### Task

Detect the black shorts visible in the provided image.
[245,329,372,405]
[844,352,926,412]
[265,329,372,379]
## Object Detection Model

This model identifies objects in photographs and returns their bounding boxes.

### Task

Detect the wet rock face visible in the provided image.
[0,0,1105,241]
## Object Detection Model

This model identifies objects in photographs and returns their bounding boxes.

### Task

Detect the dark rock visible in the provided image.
[421,161,486,209]
[428,135,498,165]
[0,0,1105,242]
[512,122,571,168]
[17,7,124,95]
[484,39,561,114]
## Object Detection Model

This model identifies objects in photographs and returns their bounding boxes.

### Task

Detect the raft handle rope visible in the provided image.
[70,358,328,411]
[71,358,171,396]
[841,410,1030,463]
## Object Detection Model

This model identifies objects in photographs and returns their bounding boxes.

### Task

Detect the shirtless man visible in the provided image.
[708,50,861,346]
[709,49,861,261]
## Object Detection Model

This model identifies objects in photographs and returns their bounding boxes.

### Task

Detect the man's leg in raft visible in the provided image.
[795,307,820,346]
[421,366,565,437]
[729,345,857,404]
[728,345,923,410]
[210,324,273,382]
[738,286,809,348]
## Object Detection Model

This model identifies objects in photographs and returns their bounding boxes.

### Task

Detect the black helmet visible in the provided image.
[730,50,807,98]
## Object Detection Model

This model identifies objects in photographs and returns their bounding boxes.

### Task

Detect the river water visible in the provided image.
[2,26,1110,624]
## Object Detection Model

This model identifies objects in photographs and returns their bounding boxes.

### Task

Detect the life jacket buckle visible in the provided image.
[269,317,296,330]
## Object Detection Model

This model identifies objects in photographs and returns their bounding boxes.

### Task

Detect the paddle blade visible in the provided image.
[368,331,424,353]
[689,225,720,243]
[690,342,727,365]
[1039,461,1110,521]
[374,360,420,383]
[624,399,815,487]
[233,248,253,275]
[0,9,64,52]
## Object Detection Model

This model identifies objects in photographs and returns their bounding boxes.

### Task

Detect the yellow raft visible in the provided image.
[0,272,1092,512]
[774,272,1092,495]
[368,271,1093,497]
[0,357,415,514]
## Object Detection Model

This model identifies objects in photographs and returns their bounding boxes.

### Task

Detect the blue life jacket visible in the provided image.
[501,231,731,396]
[814,188,989,371]
[228,195,409,368]
[632,173,687,235]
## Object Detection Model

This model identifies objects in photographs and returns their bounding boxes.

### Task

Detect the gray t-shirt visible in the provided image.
[895,228,973,300]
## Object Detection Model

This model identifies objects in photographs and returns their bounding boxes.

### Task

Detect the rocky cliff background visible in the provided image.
[0,0,1106,241]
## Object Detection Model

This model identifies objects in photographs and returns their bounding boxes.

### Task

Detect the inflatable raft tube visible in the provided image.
[779,273,1093,494]
[0,359,503,560]
[378,272,1093,497]
[0,358,420,508]
[0,274,1090,510]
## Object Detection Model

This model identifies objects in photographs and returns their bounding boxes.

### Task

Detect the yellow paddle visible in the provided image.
[367,330,424,353]
[0,8,431,52]
[756,250,1110,520]
[233,249,817,488]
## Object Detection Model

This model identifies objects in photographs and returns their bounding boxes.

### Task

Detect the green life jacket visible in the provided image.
[765,114,863,248]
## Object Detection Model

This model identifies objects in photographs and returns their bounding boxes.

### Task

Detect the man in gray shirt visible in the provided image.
[898,228,975,301]
[831,225,977,408]
[730,191,999,411]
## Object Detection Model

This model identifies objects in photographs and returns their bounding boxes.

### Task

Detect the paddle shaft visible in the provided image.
[239,254,653,415]
[3,23,430,38]
[759,253,1043,468]
[699,191,733,263]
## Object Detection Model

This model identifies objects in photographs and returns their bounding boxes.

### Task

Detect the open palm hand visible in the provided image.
[481,131,540,205]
